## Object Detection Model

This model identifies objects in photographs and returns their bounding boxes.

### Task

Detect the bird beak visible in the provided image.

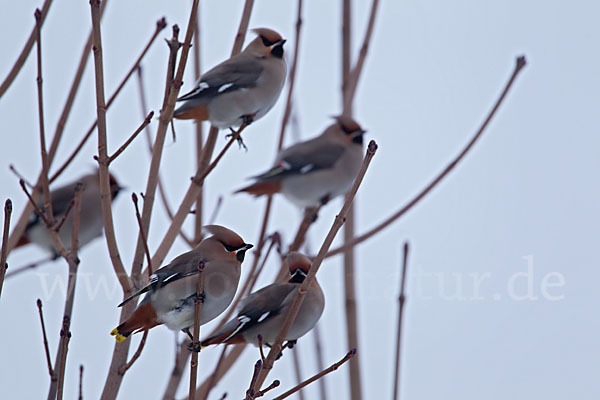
[276,39,286,46]
[242,243,254,251]
[351,129,367,138]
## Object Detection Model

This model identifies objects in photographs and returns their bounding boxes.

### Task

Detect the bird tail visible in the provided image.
[172,102,209,121]
[14,234,30,248]
[110,303,159,343]
[235,181,282,197]
[201,319,246,347]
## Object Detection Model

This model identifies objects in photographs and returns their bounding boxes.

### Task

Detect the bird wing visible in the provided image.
[177,56,264,103]
[117,251,204,307]
[207,283,298,343]
[252,138,345,181]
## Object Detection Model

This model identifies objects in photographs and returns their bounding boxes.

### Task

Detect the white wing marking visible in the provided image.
[257,312,270,323]
[218,83,234,93]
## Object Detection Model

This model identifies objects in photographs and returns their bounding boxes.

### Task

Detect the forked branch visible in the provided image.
[326,56,528,258]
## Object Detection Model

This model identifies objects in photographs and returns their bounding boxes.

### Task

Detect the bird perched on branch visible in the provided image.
[236,116,366,208]
[173,28,286,135]
[110,225,252,345]
[201,252,324,348]
[15,171,122,256]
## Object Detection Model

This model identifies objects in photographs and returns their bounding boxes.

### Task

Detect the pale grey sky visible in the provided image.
[1,0,598,399]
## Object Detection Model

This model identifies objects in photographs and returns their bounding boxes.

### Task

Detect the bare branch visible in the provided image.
[136,66,195,248]
[9,165,34,188]
[252,141,378,391]
[272,349,356,400]
[5,255,55,279]
[201,344,229,400]
[392,242,409,400]
[108,111,154,164]
[55,316,72,400]
[311,324,328,400]
[162,338,191,400]
[7,0,108,254]
[36,299,54,376]
[343,0,381,113]
[0,199,12,298]
[89,0,130,292]
[48,181,83,400]
[0,0,53,98]
[132,193,153,276]
[79,365,84,400]
[326,56,528,258]
[192,11,204,243]
[49,16,166,183]
[291,351,305,400]
[193,345,247,399]
[288,206,320,254]
[188,261,205,400]
[245,360,262,400]
[150,0,255,270]
[34,8,54,227]
[118,330,149,375]
[208,196,223,225]
[53,200,75,234]
[254,380,280,398]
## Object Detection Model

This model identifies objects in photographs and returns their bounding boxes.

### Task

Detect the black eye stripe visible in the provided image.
[222,243,241,252]
[261,36,276,47]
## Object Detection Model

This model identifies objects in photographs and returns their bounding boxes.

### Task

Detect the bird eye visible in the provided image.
[223,243,238,252]
[261,36,276,46]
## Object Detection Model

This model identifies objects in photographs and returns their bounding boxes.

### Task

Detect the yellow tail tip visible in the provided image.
[110,328,127,343]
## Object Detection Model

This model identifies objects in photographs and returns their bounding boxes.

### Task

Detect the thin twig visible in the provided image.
[56,316,72,400]
[79,365,84,400]
[35,8,54,227]
[0,0,53,98]
[257,335,266,364]
[343,0,381,114]
[254,380,280,398]
[252,140,378,391]
[188,261,205,400]
[89,0,130,292]
[36,299,54,376]
[136,66,195,248]
[118,329,149,375]
[245,360,263,400]
[291,350,305,400]
[272,349,356,400]
[49,17,166,183]
[51,182,83,400]
[288,206,320,254]
[108,111,154,163]
[132,193,153,276]
[149,0,254,272]
[392,242,409,400]
[311,324,328,400]
[7,1,108,254]
[162,338,191,400]
[9,165,34,188]
[251,140,377,387]
[202,344,229,400]
[208,196,223,225]
[326,56,528,258]
[53,200,75,234]
[192,8,204,243]
[193,345,247,399]
[5,255,56,279]
[0,199,12,298]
